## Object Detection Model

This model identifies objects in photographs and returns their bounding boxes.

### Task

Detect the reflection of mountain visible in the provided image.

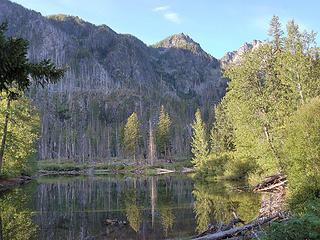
[30,175,195,239]
[125,189,142,232]
[0,0,227,161]
[192,181,261,233]
[0,176,262,239]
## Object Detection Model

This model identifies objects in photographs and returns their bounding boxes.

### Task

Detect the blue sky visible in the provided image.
[11,0,320,58]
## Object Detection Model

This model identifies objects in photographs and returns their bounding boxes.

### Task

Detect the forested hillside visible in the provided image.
[0,0,228,161]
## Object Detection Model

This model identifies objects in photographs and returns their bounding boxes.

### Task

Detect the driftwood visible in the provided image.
[253,174,287,192]
[106,219,127,226]
[222,212,245,231]
[234,174,287,193]
[84,219,127,240]
[192,213,280,240]
[195,212,245,239]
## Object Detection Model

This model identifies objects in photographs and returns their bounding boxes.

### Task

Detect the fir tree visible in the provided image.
[155,105,172,159]
[191,109,209,171]
[124,112,141,164]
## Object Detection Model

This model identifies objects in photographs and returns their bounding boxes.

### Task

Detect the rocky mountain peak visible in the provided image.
[152,33,198,48]
[151,33,210,58]
[220,40,262,67]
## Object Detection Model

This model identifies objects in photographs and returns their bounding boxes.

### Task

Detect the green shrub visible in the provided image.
[41,164,84,171]
[284,97,320,212]
[95,164,118,170]
[261,203,320,240]
[223,155,256,181]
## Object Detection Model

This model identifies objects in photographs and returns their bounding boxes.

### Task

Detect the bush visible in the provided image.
[284,97,320,212]
[261,203,320,240]
[223,155,257,181]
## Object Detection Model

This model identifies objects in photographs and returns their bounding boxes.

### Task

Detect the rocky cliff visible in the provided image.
[220,40,262,67]
[0,0,228,160]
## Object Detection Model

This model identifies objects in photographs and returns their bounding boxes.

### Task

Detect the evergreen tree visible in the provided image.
[123,112,141,164]
[155,105,172,159]
[0,22,66,174]
[210,99,235,154]
[191,109,209,171]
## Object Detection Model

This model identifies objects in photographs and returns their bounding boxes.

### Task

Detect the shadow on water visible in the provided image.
[0,174,261,240]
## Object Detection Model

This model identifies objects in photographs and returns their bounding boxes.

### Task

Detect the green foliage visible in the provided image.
[125,189,142,232]
[192,180,260,233]
[123,112,141,162]
[0,22,66,99]
[284,97,320,212]
[0,92,39,176]
[210,99,235,154]
[223,155,257,181]
[261,203,320,240]
[155,105,172,158]
[191,109,209,172]
[211,16,320,183]
[0,182,38,240]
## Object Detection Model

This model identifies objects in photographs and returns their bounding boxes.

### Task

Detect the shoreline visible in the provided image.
[38,167,194,176]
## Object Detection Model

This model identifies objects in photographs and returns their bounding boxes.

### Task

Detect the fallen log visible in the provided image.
[253,174,287,192]
[192,214,279,240]
[254,180,287,192]
[222,212,245,231]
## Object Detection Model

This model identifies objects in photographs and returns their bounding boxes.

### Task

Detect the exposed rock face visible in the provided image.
[0,0,228,160]
[220,40,262,67]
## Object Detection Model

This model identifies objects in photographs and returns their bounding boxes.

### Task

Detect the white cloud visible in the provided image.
[153,5,182,24]
[164,12,181,24]
[153,5,170,12]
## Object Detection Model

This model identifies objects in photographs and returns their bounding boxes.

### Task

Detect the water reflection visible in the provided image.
[157,177,175,237]
[193,181,261,233]
[0,174,261,239]
[124,189,142,232]
[0,182,38,240]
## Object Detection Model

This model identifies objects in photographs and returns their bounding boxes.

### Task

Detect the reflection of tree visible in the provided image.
[193,185,215,233]
[159,206,175,237]
[0,182,38,240]
[158,180,175,237]
[125,190,141,232]
[193,181,261,233]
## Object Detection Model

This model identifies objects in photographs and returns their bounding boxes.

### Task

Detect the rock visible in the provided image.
[220,40,262,67]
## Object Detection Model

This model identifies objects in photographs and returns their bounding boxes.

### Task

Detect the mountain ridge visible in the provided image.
[0,0,257,160]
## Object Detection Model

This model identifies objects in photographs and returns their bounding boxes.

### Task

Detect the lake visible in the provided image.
[0,174,261,240]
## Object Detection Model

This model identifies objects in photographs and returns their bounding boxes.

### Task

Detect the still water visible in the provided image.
[0,174,261,240]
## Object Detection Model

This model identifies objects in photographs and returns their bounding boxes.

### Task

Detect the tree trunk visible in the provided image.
[149,119,156,166]
[264,124,282,173]
[0,98,11,174]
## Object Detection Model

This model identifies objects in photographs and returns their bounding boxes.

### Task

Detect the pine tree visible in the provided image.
[155,105,172,159]
[191,109,209,171]
[124,112,141,164]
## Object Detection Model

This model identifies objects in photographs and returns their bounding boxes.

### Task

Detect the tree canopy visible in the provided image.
[0,22,66,99]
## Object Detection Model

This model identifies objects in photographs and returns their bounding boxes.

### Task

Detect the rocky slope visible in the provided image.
[0,0,229,160]
[220,40,262,67]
